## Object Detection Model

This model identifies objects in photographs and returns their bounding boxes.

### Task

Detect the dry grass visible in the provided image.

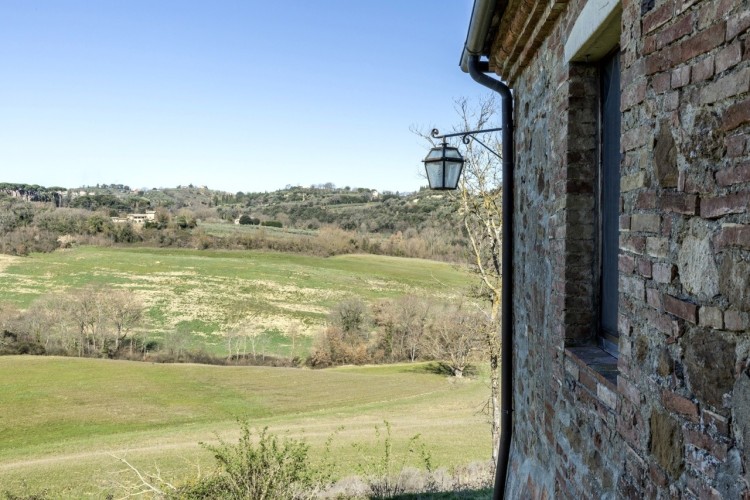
[0,357,493,498]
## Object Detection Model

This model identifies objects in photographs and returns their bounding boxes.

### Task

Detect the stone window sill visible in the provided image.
[565,345,619,409]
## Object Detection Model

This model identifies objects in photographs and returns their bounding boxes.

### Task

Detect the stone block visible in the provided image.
[631,214,661,232]
[650,410,685,479]
[647,287,662,309]
[677,235,720,298]
[622,275,646,300]
[671,65,691,88]
[638,258,653,278]
[619,254,636,273]
[724,309,749,331]
[732,372,750,467]
[598,382,618,410]
[699,306,723,329]
[719,257,750,311]
[653,262,677,283]
[646,236,669,258]
[635,190,658,209]
[684,330,736,408]
[621,235,647,254]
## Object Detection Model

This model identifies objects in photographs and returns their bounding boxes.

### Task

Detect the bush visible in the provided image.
[260,220,282,228]
[171,423,332,500]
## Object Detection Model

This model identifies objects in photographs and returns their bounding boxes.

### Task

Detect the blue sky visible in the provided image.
[0,1,493,193]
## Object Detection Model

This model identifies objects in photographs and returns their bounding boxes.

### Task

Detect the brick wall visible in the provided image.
[494,0,750,497]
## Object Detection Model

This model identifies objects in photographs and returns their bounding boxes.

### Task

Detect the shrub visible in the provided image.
[171,423,331,500]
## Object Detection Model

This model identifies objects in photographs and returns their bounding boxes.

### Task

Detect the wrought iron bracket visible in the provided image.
[430,127,503,159]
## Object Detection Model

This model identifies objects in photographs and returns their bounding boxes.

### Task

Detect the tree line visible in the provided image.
[308,297,493,378]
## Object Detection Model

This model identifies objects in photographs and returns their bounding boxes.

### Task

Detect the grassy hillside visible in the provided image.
[0,356,492,498]
[0,246,472,356]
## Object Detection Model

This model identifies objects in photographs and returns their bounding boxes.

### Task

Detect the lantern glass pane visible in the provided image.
[443,147,462,159]
[425,147,444,160]
[425,162,445,189]
[443,161,463,189]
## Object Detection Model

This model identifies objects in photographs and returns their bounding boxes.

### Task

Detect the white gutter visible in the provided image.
[459,0,497,72]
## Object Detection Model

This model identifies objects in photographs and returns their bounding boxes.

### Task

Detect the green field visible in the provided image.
[0,356,493,498]
[0,246,472,357]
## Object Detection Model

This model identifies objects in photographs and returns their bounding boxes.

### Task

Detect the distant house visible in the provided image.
[124,210,156,225]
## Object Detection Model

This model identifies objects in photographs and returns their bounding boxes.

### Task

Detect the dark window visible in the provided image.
[599,49,620,356]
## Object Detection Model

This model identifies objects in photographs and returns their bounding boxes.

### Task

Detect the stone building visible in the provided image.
[458,0,750,497]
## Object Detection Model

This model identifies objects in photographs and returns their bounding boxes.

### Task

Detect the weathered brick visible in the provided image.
[652,71,671,93]
[671,65,691,88]
[702,408,729,436]
[714,223,750,249]
[597,382,618,410]
[647,308,682,336]
[645,49,672,75]
[726,134,747,157]
[621,235,647,254]
[724,309,749,331]
[727,8,750,39]
[635,191,658,209]
[622,275,646,300]
[620,215,632,231]
[673,22,726,66]
[661,390,700,421]
[664,294,698,323]
[684,428,728,460]
[622,79,648,110]
[654,12,694,51]
[647,287,662,309]
[721,97,750,131]
[638,258,653,278]
[631,213,661,232]
[622,172,648,191]
[622,127,651,152]
[699,306,723,329]
[660,193,698,214]
[619,254,636,273]
[700,66,750,104]
[643,0,676,34]
[716,162,750,186]
[653,263,676,283]
[619,376,642,405]
[691,54,715,83]
[646,236,669,257]
[716,42,743,74]
[700,193,750,218]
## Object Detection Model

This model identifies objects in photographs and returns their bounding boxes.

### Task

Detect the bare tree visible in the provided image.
[421,304,487,378]
[416,95,503,459]
[108,290,144,355]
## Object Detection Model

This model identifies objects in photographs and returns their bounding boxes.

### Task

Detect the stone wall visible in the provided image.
[492,0,750,497]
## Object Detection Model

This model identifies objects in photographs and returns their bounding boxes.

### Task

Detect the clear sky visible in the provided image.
[0,1,494,194]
